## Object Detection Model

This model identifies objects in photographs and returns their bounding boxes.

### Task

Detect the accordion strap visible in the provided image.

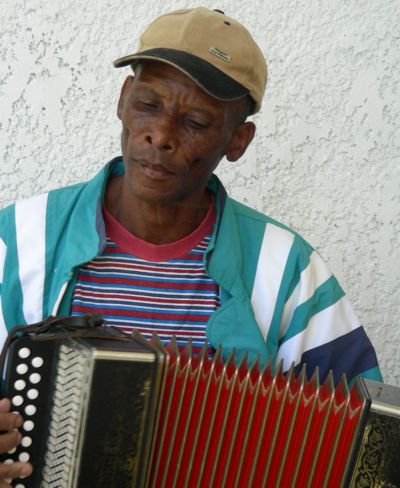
[0,314,113,383]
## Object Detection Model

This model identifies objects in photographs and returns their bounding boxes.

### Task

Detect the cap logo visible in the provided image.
[209,46,231,63]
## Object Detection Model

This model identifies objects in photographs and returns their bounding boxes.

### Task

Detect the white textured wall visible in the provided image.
[1,0,399,385]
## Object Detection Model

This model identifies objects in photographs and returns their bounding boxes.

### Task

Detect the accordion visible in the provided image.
[0,316,399,487]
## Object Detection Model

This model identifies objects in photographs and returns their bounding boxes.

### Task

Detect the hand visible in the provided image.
[0,398,33,487]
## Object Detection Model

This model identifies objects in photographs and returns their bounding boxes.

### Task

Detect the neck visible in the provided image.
[105,176,211,244]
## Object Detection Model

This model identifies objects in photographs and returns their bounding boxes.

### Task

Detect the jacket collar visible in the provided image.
[205,175,249,303]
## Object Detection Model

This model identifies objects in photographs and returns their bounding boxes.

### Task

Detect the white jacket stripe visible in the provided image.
[15,194,48,324]
[51,281,69,316]
[0,238,8,346]
[0,238,6,284]
[251,224,294,340]
[279,251,333,338]
[276,295,361,371]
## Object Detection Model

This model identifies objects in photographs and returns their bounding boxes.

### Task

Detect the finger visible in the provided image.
[0,460,33,480]
[0,412,23,433]
[0,399,11,414]
[0,431,21,454]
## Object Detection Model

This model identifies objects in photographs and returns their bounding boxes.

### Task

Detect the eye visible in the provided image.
[186,119,210,130]
[140,100,158,109]
[133,96,159,111]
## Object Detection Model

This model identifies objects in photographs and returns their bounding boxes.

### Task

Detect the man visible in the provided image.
[0,7,381,483]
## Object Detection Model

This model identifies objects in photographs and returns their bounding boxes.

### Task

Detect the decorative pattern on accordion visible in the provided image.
[350,412,400,487]
[41,343,93,487]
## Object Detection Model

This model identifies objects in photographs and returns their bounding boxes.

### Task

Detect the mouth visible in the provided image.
[137,159,175,180]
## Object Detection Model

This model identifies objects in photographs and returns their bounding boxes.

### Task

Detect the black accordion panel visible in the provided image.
[0,321,162,488]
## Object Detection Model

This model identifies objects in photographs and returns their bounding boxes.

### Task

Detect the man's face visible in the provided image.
[117,61,254,207]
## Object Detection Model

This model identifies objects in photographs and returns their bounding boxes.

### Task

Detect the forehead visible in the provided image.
[132,61,229,108]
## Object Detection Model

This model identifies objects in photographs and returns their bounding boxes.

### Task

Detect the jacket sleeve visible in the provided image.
[274,240,382,385]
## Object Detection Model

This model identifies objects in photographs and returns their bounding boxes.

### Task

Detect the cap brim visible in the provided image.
[113,48,249,103]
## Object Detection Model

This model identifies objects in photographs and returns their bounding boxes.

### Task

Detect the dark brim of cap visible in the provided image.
[113,48,250,103]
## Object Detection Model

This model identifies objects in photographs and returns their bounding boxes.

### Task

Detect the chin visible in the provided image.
[126,172,202,206]
[133,186,183,206]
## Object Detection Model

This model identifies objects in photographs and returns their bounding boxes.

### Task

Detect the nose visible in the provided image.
[145,115,177,152]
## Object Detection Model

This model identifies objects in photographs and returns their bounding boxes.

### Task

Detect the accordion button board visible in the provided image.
[3,340,54,488]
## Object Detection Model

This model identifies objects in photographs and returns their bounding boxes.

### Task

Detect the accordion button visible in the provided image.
[15,485,26,488]
[29,373,41,384]
[16,364,29,375]
[12,395,24,406]
[18,348,31,359]
[19,452,30,463]
[4,459,13,464]
[27,389,39,400]
[7,447,16,454]
[31,357,44,368]
[23,421,34,432]
[24,405,37,416]
[14,380,26,391]
[21,436,32,448]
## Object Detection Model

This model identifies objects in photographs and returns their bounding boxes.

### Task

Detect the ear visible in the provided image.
[225,121,256,162]
[117,76,134,120]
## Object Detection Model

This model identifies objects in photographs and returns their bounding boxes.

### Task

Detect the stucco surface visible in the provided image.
[1,0,399,385]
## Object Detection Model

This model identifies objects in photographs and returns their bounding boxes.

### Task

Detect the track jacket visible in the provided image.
[0,157,382,384]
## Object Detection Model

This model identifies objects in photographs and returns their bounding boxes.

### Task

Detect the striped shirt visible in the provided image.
[70,202,219,350]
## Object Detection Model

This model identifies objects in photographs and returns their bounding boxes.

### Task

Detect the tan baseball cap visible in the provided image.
[113,7,267,114]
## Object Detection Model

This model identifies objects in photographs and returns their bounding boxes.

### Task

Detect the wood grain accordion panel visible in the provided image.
[0,318,399,487]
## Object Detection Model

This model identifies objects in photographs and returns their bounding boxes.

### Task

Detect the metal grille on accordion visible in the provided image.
[0,316,399,488]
